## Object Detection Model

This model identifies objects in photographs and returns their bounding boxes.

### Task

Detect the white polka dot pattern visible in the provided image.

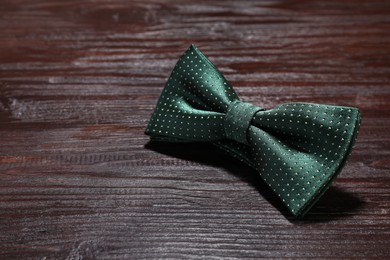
[145,44,362,217]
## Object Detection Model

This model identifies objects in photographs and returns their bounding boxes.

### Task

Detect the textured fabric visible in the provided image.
[224,101,264,144]
[145,44,362,217]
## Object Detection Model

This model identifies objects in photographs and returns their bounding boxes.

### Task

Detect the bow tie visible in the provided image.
[145,44,361,217]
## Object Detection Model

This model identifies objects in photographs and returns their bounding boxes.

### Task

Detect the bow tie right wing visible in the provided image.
[248,103,361,216]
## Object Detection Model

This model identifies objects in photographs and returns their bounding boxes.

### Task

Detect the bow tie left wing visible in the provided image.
[145,44,238,142]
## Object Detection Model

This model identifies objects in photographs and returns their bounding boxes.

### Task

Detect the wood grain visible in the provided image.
[1,0,390,259]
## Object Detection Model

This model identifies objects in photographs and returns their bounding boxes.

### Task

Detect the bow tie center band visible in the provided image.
[225,101,264,144]
[145,44,361,217]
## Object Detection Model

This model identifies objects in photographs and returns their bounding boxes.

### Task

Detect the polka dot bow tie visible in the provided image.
[145,44,361,217]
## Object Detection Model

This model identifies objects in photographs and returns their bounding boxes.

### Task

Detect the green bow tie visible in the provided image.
[145,44,361,217]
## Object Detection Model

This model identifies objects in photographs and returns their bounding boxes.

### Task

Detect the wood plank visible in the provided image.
[1,0,389,258]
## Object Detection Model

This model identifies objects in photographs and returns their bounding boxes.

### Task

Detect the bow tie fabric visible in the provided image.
[145,44,361,217]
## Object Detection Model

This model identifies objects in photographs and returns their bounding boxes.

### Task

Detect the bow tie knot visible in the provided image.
[224,101,264,145]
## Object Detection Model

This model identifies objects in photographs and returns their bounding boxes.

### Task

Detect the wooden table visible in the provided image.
[1,0,389,259]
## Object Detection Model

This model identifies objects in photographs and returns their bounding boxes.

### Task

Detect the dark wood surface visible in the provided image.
[1,0,390,259]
